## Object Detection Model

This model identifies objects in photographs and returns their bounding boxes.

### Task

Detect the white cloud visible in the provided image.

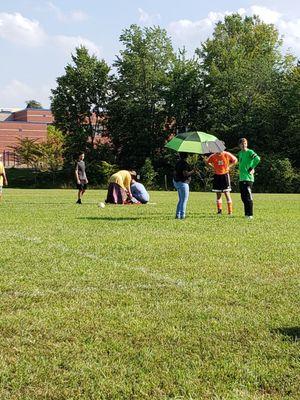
[167,5,300,57]
[138,8,161,25]
[168,11,227,39]
[54,35,101,56]
[0,12,46,47]
[0,11,100,56]
[250,6,282,24]
[47,2,88,22]
[0,79,53,108]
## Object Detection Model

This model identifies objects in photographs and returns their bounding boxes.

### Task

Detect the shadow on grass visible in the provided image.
[272,327,300,342]
[77,216,143,221]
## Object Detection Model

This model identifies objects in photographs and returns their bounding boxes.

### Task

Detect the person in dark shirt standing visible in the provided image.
[75,153,88,204]
[173,152,195,219]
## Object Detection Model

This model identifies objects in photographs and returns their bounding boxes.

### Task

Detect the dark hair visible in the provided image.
[238,138,248,145]
[179,152,188,160]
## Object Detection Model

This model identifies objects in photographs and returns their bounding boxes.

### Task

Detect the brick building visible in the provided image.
[0,108,53,165]
[0,108,110,166]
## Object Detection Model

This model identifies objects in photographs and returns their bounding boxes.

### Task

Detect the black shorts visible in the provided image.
[77,182,88,191]
[212,173,231,192]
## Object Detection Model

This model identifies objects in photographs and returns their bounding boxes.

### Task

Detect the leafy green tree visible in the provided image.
[108,25,176,168]
[276,65,300,167]
[10,137,42,168]
[26,100,43,109]
[165,51,203,133]
[50,46,110,162]
[140,157,157,188]
[196,14,294,149]
[39,126,64,173]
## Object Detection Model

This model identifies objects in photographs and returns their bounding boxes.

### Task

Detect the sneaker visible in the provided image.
[228,213,233,217]
[245,215,253,220]
[76,199,82,204]
[217,209,222,215]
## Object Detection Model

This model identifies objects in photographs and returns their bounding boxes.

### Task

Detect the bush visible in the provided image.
[140,158,157,188]
[255,156,296,193]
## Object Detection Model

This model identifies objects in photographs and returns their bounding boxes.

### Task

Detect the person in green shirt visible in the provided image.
[238,138,261,219]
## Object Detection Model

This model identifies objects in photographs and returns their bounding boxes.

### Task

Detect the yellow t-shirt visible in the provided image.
[0,162,4,186]
[109,170,131,191]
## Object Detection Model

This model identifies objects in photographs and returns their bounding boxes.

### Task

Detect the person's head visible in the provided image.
[129,170,137,181]
[179,152,188,160]
[238,138,248,151]
[78,153,85,161]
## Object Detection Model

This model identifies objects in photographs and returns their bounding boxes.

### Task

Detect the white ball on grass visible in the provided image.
[98,202,105,209]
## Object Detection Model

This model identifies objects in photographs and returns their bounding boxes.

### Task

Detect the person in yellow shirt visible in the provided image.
[106,170,136,204]
[0,159,8,202]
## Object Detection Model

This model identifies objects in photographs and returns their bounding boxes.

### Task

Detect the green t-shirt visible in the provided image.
[238,149,260,182]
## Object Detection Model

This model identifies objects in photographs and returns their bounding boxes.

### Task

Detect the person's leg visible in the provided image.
[216,192,222,214]
[173,180,181,218]
[180,183,189,218]
[177,183,185,218]
[76,189,82,204]
[240,181,253,216]
[174,181,188,218]
[239,181,247,215]
[224,191,233,215]
[245,181,253,217]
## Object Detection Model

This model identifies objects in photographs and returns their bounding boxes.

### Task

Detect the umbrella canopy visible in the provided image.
[165,131,225,154]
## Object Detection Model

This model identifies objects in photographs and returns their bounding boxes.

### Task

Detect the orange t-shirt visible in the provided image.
[206,152,237,175]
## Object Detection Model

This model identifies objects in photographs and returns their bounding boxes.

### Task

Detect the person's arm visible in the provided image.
[75,163,80,184]
[182,162,197,178]
[249,151,261,173]
[204,155,214,169]
[124,174,133,197]
[3,168,8,185]
[228,153,238,168]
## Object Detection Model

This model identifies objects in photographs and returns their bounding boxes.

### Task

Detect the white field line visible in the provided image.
[6,233,191,290]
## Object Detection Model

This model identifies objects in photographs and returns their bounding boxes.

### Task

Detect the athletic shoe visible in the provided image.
[245,215,253,220]
[217,209,222,215]
[76,199,82,204]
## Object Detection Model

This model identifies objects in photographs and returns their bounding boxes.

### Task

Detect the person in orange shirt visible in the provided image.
[205,151,237,215]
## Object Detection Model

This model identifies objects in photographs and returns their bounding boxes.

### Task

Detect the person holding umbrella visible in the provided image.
[173,152,197,219]
[165,131,226,219]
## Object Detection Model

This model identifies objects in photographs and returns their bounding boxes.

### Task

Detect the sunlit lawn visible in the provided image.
[0,189,299,399]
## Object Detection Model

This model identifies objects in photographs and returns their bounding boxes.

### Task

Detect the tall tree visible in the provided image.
[108,25,176,168]
[196,14,294,150]
[26,100,42,109]
[50,46,110,161]
[165,50,203,133]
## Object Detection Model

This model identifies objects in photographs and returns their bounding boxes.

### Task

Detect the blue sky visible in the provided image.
[1,0,300,108]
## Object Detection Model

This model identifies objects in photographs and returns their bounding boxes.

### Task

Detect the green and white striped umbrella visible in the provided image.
[165,131,225,154]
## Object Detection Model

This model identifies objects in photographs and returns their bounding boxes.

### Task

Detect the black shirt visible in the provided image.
[174,160,192,183]
[76,160,87,182]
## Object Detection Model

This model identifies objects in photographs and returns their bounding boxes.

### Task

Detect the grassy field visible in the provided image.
[0,189,299,400]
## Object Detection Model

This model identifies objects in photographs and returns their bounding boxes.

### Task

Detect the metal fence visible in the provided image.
[1,151,20,167]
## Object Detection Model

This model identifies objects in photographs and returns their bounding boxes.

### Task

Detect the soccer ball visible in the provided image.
[98,202,105,209]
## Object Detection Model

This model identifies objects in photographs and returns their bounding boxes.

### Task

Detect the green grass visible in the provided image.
[0,189,299,400]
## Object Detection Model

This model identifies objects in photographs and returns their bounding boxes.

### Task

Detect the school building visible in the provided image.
[0,108,53,166]
[0,108,109,166]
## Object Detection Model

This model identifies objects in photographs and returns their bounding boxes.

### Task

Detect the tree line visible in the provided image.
[16,14,300,192]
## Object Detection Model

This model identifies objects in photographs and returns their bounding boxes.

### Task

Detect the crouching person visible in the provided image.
[131,176,150,204]
[106,170,136,204]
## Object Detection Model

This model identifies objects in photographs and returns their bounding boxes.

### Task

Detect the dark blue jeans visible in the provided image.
[173,180,189,219]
